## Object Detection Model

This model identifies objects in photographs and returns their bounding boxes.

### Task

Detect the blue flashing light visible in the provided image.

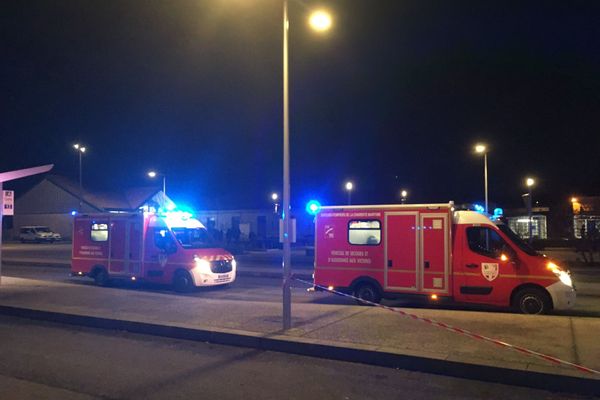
[473,204,485,214]
[70,210,77,216]
[493,207,503,217]
[166,202,176,211]
[306,200,322,215]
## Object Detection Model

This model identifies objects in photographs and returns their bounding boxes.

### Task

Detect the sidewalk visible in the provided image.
[0,276,599,395]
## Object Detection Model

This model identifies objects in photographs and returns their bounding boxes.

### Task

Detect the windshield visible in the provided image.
[497,224,539,256]
[171,227,214,249]
[35,227,51,232]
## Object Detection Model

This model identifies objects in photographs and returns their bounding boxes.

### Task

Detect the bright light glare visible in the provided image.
[401,190,408,198]
[500,254,508,262]
[571,197,578,203]
[148,171,157,178]
[271,193,279,201]
[526,177,535,187]
[80,147,86,153]
[73,144,80,150]
[431,294,438,300]
[309,10,332,32]
[345,181,353,191]
[474,144,486,153]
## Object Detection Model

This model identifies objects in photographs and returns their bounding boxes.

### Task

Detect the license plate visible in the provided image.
[218,274,229,279]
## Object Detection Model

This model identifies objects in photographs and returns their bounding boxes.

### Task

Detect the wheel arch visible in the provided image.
[349,276,383,295]
[510,283,553,310]
[90,265,108,278]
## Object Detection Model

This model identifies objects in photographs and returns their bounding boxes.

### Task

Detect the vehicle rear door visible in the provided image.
[385,212,418,291]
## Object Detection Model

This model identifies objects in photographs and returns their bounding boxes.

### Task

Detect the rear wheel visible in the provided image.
[173,270,194,293]
[93,268,110,287]
[353,282,382,305]
[514,287,551,315]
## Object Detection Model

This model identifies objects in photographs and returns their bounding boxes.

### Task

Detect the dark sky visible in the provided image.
[2,0,600,211]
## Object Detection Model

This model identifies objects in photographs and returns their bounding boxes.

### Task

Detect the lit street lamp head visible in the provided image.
[474,144,487,154]
[401,190,408,198]
[147,171,157,178]
[271,193,279,201]
[345,181,353,191]
[526,177,535,187]
[308,10,332,32]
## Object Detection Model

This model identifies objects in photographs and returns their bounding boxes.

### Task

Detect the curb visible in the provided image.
[0,305,598,396]
[1,260,312,280]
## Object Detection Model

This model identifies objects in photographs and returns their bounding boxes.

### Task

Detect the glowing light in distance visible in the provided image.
[571,197,578,203]
[73,143,86,153]
[345,181,353,191]
[526,177,535,187]
[473,204,485,213]
[474,144,486,153]
[306,200,322,215]
[309,10,332,32]
[271,193,279,201]
[148,171,157,178]
[401,190,408,198]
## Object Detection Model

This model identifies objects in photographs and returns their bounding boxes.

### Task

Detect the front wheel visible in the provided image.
[353,282,382,305]
[514,287,552,315]
[173,270,194,293]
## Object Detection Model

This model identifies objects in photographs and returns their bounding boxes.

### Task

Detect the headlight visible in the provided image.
[547,262,572,287]
[231,259,237,270]
[194,256,212,274]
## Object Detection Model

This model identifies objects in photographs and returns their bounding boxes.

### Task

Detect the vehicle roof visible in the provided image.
[20,225,50,228]
[320,203,454,210]
[453,211,496,227]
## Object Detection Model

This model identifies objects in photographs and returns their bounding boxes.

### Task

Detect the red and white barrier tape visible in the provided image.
[293,277,600,376]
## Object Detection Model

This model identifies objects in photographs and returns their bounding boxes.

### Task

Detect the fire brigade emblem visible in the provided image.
[481,263,499,282]
[158,253,168,267]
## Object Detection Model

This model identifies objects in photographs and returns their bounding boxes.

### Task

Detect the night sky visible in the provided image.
[3,1,600,211]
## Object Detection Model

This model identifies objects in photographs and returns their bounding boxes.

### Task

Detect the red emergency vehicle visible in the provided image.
[71,211,236,291]
[313,203,575,314]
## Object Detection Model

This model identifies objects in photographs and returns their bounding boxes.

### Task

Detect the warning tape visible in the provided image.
[293,277,600,376]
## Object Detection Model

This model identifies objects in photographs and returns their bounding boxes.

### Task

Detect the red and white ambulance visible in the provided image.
[313,203,575,314]
[71,211,236,291]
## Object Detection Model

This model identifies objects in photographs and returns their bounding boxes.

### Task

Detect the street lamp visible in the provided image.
[400,189,408,204]
[474,144,489,214]
[147,170,166,195]
[525,177,535,243]
[73,143,86,212]
[281,2,332,330]
[271,192,279,214]
[345,181,353,205]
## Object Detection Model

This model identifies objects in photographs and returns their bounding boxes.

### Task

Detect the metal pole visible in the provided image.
[528,187,533,244]
[78,151,83,212]
[162,175,166,196]
[282,0,292,330]
[484,152,488,214]
[347,190,351,205]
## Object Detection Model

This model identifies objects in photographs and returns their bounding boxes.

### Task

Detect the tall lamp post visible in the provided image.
[345,181,353,205]
[73,144,86,212]
[474,144,488,214]
[148,170,166,196]
[281,3,332,330]
[271,192,279,214]
[526,177,535,243]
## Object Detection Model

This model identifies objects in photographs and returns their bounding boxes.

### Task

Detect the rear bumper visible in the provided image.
[546,281,576,310]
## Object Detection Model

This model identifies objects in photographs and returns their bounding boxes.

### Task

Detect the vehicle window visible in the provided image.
[91,223,108,242]
[348,220,381,245]
[154,228,177,252]
[466,227,512,258]
[36,227,51,232]
[171,227,213,249]
[497,224,539,256]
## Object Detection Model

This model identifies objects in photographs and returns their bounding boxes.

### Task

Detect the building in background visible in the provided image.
[504,207,549,240]
[9,175,173,240]
[571,196,600,238]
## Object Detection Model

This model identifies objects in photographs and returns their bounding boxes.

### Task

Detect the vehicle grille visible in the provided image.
[210,260,233,274]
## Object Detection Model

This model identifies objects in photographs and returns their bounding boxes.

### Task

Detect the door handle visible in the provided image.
[466,263,478,269]
[388,260,393,267]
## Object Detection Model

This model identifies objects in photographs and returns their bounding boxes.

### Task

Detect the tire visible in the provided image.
[514,287,552,315]
[173,270,194,293]
[353,282,382,305]
[93,268,110,287]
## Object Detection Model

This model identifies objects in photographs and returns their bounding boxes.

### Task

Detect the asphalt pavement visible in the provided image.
[0,315,587,400]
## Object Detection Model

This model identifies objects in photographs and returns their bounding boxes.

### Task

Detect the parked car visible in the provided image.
[19,226,62,243]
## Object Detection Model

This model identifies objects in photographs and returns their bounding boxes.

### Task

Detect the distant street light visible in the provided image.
[474,144,489,214]
[281,2,333,330]
[271,192,279,214]
[73,143,87,212]
[400,189,408,204]
[525,177,535,243]
[147,170,166,195]
[345,181,354,205]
